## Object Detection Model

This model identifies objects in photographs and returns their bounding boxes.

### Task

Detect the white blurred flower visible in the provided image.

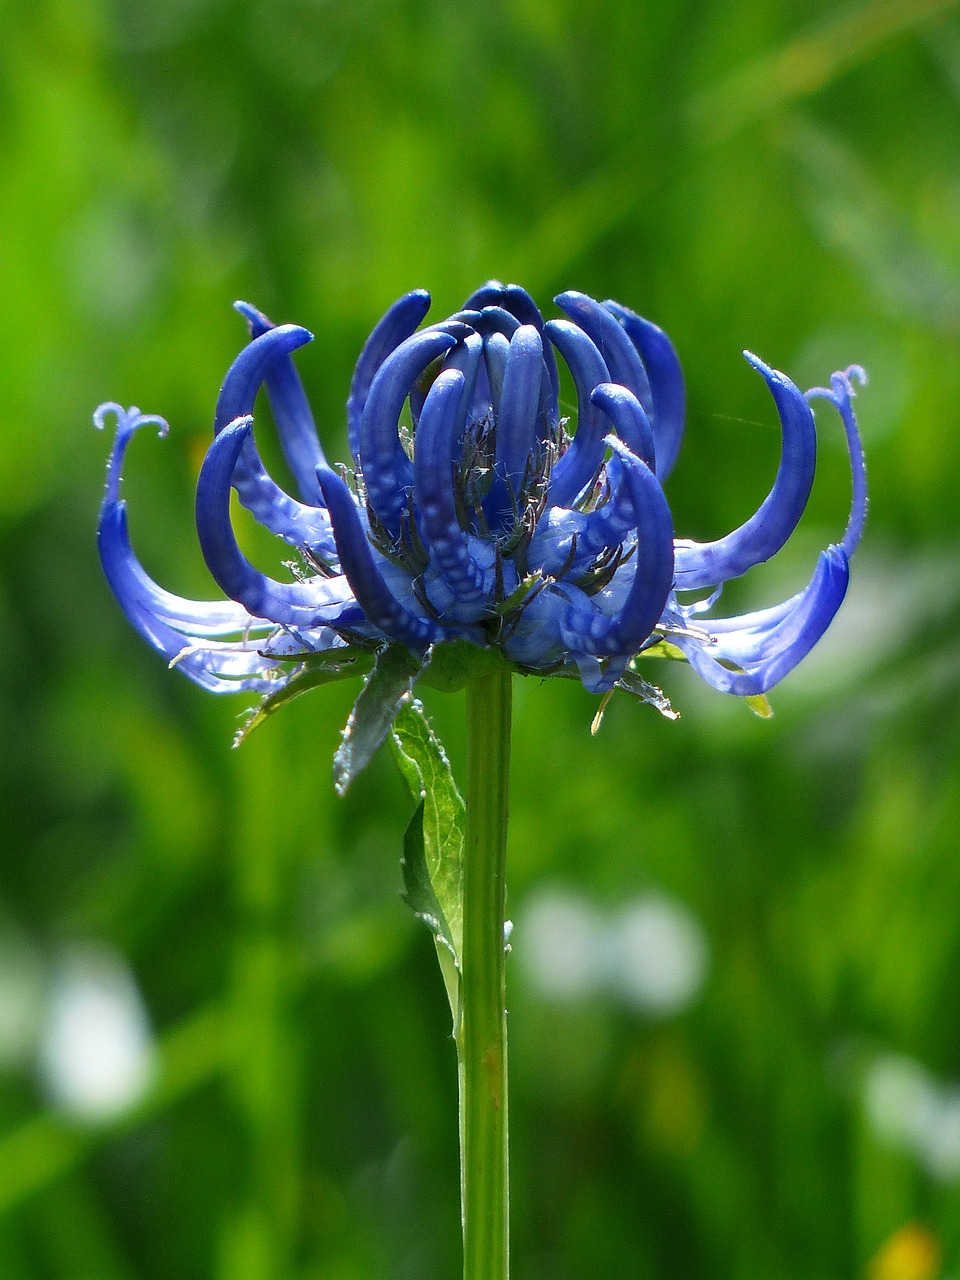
[518,887,709,1016]
[519,889,604,1001]
[864,1053,960,1181]
[606,896,709,1015]
[38,946,156,1123]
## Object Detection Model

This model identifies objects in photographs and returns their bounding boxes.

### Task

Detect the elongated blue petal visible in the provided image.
[233,301,327,502]
[95,405,275,639]
[483,332,510,415]
[677,547,850,694]
[527,455,638,578]
[99,502,269,638]
[674,354,817,590]
[501,284,560,411]
[413,368,488,604]
[359,328,458,538]
[213,325,335,550]
[347,290,432,460]
[197,420,352,625]
[806,366,868,558]
[464,285,559,429]
[590,383,656,469]
[603,301,686,479]
[495,325,544,491]
[316,466,439,649]
[97,520,279,692]
[545,319,610,509]
[555,291,653,414]
[561,438,674,656]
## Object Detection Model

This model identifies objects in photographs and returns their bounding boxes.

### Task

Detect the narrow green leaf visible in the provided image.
[400,800,460,1022]
[233,649,375,747]
[391,698,465,976]
[333,645,423,796]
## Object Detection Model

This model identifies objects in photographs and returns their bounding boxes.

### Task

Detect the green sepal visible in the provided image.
[233,648,375,747]
[637,639,688,663]
[417,639,506,693]
[391,699,465,1028]
[745,692,774,718]
[333,645,423,796]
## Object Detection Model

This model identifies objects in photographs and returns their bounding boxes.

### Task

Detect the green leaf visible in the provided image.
[391,699,465,1025]
[233,648,375,747]
[400,800,461,1024]
[333,645,423,796]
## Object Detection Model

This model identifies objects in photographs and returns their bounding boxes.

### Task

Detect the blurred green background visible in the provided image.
[2,0,960,1276]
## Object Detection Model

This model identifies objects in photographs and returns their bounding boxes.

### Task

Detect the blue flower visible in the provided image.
[94,283,866,707]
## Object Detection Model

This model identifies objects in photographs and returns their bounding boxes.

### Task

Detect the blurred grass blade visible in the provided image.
[688,0,960,140]
[786,117,960,333]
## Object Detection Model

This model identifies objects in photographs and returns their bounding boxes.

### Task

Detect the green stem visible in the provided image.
[460,664,512,1280]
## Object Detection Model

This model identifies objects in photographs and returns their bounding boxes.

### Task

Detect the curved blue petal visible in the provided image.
[482,331,510,416]
[677,546,850,694]
[213,325,335,550]
[561,438,674,657]
[545,319,610,509]
[806,366,868,558]
[500,284,560,412]
[94,405,274,639]
[359,328,458,539]
[347,290,432,460]
[413,368,488,604]
[555,291,653,414]
[316,466,439,649]
[527,454,637,578]
[462,280,507,311]
[94,402,170,506]
[590,383,656,469]
[233,301,327,503]
[463,285,559,430]
[603,301,686,479]
[98,524,279,693]
[197,420,352,625]
[485,325,544,527]
[99,501,269,638]
[674,353,817,590]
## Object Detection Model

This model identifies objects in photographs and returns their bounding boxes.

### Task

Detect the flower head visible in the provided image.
[95,283,865,717]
